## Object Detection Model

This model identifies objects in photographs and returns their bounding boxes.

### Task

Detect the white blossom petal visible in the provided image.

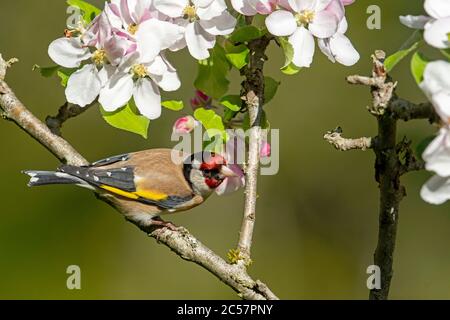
[133,78,162,120]
[289,26,315,68]
[423,128,450,177]
[399,15,431,30]
[231,0,258,15]
[153,0,188,17]
[265,10,297,36]
[99,72,134,112]
[421,175,450,205]
[424,17,450,49]
[196,0,227,20]
[309,10,339,38]
[199,11,237,36]
[185,22,216,60]
[424,0,450,19]
[320,33,360,66]
[48,38,91,68]
[66,64,102,107]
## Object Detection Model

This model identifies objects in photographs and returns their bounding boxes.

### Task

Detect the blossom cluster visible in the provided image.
[232,0,360,67]
[49,0,237,120]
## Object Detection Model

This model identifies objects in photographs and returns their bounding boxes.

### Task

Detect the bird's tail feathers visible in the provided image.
[23,171,90,188]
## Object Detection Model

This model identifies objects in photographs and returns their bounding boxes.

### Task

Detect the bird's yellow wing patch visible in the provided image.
[134,189,168,201]
[100,185,168,202]
[100,185,139,200]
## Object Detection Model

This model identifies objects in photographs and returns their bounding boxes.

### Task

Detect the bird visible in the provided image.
[23,149,237,230]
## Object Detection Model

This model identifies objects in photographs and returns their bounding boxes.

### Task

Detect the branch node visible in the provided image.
[324,127,372,151]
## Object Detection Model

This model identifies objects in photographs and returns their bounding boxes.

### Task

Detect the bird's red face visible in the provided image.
[199,154,236,189]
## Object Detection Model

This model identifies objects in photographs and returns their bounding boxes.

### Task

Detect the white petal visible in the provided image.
[231,0,258,15]
[289,26,315,68]
[399,15,431,30]
[133,78,162,120]
[199,11,237,36]
[337,16,348,34]
[48,38,91,68]
[309,10,339,38]
[265,10,297,36]
[153,0,188,17]
[99,72,134,112]
[147,56,168,76]
[424,0,450,19]
[97,64,116,87]
[194,0,215,8]
[185,22,216,60]
[423,128,450,176]
[432,91,450,122]
[328,33,360,66]
[215,165,246,195]
[421,60,450,97]
[197,0,227,20]
[66,64,101,107]
[424,17,450,49]
[421,175,450,205]
[151,59,181,92]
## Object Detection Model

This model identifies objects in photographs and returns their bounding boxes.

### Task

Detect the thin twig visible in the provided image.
[0,54,278,300]
[46,101,95,136]
[324,128,373,151]
[238,35,272,264]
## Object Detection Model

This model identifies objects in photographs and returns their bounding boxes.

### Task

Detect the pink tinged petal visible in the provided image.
[309,10,339,38]
[256,0,277,14]
[105,3,124,29]
[231,0,258,15]
[265,10,297,36]
[324,33,360,66]
[325,0,345,21]
[421,175,450,205]
[120,0,136,25]
[131,0,153,24]
[341,0,355,5]
[314,0,334,11]
[423,128,450,177]
[424,17,450,49]
[399,15,431,30]
[337,16,348,33]
[260,141,271,158]
[173,116,198,135]
[153,0,188,18]
[48,38,91,68]
[66,64,102,107]
[424,0,450,19]
[133,78,162,120]
[289,26,315,67]
[104,35,130,66]
[199,11,237,36]
[215,164,246,195]
[278,0,293,10]
[99,73,134,112]
[185,22,216,60]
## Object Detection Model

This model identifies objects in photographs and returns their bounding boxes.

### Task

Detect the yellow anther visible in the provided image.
[132,64,147,78]
[128,23,139,35]
[92,49,107,65]
[296,10,315,25]
[183,5,197,21]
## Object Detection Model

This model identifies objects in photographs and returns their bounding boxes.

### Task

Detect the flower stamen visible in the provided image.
[92,49,107,65]
[183,5,197,22]
[296,10,315,26]
[128,23,139,35]
[132,64,148,78]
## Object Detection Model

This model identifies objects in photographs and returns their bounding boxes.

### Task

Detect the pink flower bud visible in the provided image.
[256,0,277,14]
[260,141,271,158]
[173,116,198,135]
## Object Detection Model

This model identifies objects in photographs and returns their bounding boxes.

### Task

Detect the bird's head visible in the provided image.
[184,152,237,196]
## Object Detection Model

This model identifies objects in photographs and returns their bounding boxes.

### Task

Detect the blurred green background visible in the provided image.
[0,0,448,300]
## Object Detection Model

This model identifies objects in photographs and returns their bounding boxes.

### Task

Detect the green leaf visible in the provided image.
[57,68,76,87]
[32,65,60,78]
[101,100,150,139]
[194,45,230,99]
[162,100,184,111]
[385,30,423,72]
[410,52,430,85]
[229,25,262,43]
[264,77,280,104]
[194,108,226,139]
[67,0,101,23]
[441,48,450,60]
[224,42,249,70]
[279,37,301,75]
[220,95,242,111]
[416,135,436,160]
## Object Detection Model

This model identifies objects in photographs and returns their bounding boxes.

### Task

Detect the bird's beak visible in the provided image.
[220,165,238,178]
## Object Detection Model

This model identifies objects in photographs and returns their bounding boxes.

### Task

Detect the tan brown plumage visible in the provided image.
[24,148,236,229]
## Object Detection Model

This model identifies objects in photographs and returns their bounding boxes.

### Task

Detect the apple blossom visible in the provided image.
[153,0,237,60]
[265,0,346,67]
[400,0,450,49]
[260,140,272,158]
[173,116,200,135]
[231,0,292,15]
[419,60,450,204]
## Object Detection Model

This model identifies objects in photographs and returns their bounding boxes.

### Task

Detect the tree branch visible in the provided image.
[0,54,278,300]
[324,128,373,151]
[238,35,272,264]
[46,101,95,136]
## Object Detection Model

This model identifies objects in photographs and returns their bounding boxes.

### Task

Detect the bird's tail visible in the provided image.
[23,171,87,188]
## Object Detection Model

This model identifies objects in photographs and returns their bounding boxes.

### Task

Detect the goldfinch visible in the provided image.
[23,149,236,229]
